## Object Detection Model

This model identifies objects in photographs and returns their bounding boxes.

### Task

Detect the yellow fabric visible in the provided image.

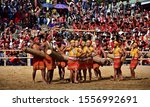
[89,46,94,53]
[66,47,75,57]
[84,46,94,57]
[113,46,122,57]
[130,48,139,58]
[67,47,81,57]
[75,47,82,57]
[83,46,88,54]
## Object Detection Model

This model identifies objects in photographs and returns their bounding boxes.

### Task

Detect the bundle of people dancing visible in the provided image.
[26,33,141,84]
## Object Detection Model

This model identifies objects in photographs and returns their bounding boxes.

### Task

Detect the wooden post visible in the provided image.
[4,51,6,66]
[27,53,31,66]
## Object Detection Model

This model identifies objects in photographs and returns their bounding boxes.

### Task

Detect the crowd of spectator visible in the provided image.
[0,0,150,66]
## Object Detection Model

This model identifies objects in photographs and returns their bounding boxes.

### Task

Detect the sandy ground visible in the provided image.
[0,66,150,90]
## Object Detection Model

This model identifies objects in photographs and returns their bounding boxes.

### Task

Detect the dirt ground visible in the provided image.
[0,66,150,90]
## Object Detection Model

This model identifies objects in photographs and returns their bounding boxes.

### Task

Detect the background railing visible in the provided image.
[0,50,150,66]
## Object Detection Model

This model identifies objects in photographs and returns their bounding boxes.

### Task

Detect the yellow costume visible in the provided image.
[113,41,122,69]
[130,48,139,69]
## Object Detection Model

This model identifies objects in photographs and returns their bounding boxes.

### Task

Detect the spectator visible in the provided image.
[0,0,149,66]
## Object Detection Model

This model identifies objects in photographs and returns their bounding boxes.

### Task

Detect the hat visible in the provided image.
[75,40,79,43]
[70,40,75,43]
[86,40,92,44]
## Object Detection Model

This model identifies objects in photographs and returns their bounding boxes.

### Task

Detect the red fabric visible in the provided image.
[130,58,138,69]
[79,59,87,70]
[44,55,56,70]
[9,57,15,62]
[114,58,121,69]
[86,58,93,69]
[33,57,45,70]
[68,59,79,70]
[57,61,67,68]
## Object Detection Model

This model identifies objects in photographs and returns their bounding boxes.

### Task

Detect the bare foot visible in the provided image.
[119,78,124,81]
[70,81,73,84]
[82,80,86,83]
[32,79,36,83]
[113,78,116,81]
[74,81,79,84]
[131,76,136,80]
[89,78,92,81]
[98,77,102,80]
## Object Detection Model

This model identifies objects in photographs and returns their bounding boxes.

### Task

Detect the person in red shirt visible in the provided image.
[99,22,106,32]
[89,21,96,30]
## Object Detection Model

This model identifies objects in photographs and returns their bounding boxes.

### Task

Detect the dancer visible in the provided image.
[86,40,94,81]
[93,39,107,80]
[42,36,56,84]
[31,37,46,83]
[113,41,123,80]
[78,40,87,82]
[130,42,139,78]
[65,40,78,83]
[56,41,67,80]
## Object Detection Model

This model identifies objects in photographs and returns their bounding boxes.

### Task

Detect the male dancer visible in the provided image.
[56,41,67,80]
[31,37,46,83]
[93,39,107,80]
[86,40,94,81]
[42,36,56,84]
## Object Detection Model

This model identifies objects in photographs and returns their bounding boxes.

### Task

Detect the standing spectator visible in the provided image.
[112,0,118,17]
[134,0,141,12]
[82,0,87,10]
[125,0,131,12]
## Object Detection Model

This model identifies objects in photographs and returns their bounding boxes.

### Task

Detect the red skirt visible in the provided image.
[79,58,87,70]
[33,57,45,70]
[68,58,79,71]
[86,57,93,69]
[114,57,121,69]
[44,55,56,70]
[130,58,138,69]
[57,61,67,68]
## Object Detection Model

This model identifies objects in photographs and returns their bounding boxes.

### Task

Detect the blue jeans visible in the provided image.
[38,17,47,25]
[82,1,87,9]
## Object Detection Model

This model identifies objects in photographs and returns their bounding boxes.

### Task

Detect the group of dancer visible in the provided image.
[29,34,140,84]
